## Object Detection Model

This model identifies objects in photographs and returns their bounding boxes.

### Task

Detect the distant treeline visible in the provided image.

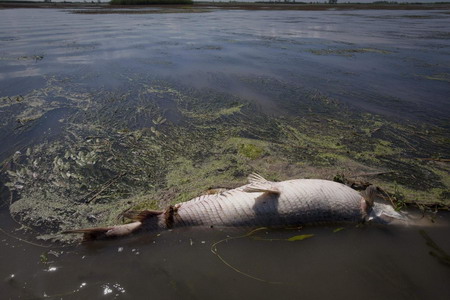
[110,0,193,4]
[0,1,38,3]
[253,1,447,3]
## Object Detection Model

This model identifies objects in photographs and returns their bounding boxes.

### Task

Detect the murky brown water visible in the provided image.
[1,207,450,299]
[1,7,450,299]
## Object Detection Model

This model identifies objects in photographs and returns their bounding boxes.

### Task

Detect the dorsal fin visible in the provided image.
[122,210,163,222]
[247,172,268,184]
[244,173,280,194]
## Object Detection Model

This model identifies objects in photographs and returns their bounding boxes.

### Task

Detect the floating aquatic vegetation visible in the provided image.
[1,74,448,242]
[238,142,265,160]
[211,227,283,284]
[419,230,450,267]
[152,116,166,125]
[0,55,44,61]
[211,227,316,284]
[309,48,392,56]
[416,73,450,83]
[287,234,314,241]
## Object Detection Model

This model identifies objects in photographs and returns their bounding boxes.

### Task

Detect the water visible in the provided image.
[1,209,450,299]
[1,9,449,123]
[1,7,450,299]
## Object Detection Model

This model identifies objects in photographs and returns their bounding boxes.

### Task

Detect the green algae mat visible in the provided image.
[1,75,448,242]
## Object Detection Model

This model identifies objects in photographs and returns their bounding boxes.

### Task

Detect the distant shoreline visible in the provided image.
[1,2,450,11]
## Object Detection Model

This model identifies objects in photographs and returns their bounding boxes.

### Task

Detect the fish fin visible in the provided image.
[245,173,280,194]
[122,210,163,222]
[361,185,377,207]
[247,172,269,184]
[63,221,142,241]
[243,183,280,194]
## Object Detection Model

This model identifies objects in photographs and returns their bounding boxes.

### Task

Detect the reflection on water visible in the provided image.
[1,209,450,299]
[1,9,449,120]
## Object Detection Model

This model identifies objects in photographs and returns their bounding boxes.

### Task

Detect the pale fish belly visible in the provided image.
[173,179,364,228]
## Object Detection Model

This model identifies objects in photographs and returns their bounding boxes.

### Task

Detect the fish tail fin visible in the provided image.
[63,210,164,241]
[63,221,142,241]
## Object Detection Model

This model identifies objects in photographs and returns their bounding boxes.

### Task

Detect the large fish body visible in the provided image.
[69,174,400,240]
[172,177,364,228]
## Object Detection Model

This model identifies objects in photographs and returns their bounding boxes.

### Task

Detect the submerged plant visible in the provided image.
[420,230,450,267]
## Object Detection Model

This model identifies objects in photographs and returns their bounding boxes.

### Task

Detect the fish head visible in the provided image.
[362,185,407,224]
[368,201,407,224]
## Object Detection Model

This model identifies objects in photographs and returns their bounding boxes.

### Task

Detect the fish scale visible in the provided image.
[173,179,363,228]
[67,174,388,240]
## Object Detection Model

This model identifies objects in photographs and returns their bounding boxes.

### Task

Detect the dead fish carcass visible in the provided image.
[66,173,404,240]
